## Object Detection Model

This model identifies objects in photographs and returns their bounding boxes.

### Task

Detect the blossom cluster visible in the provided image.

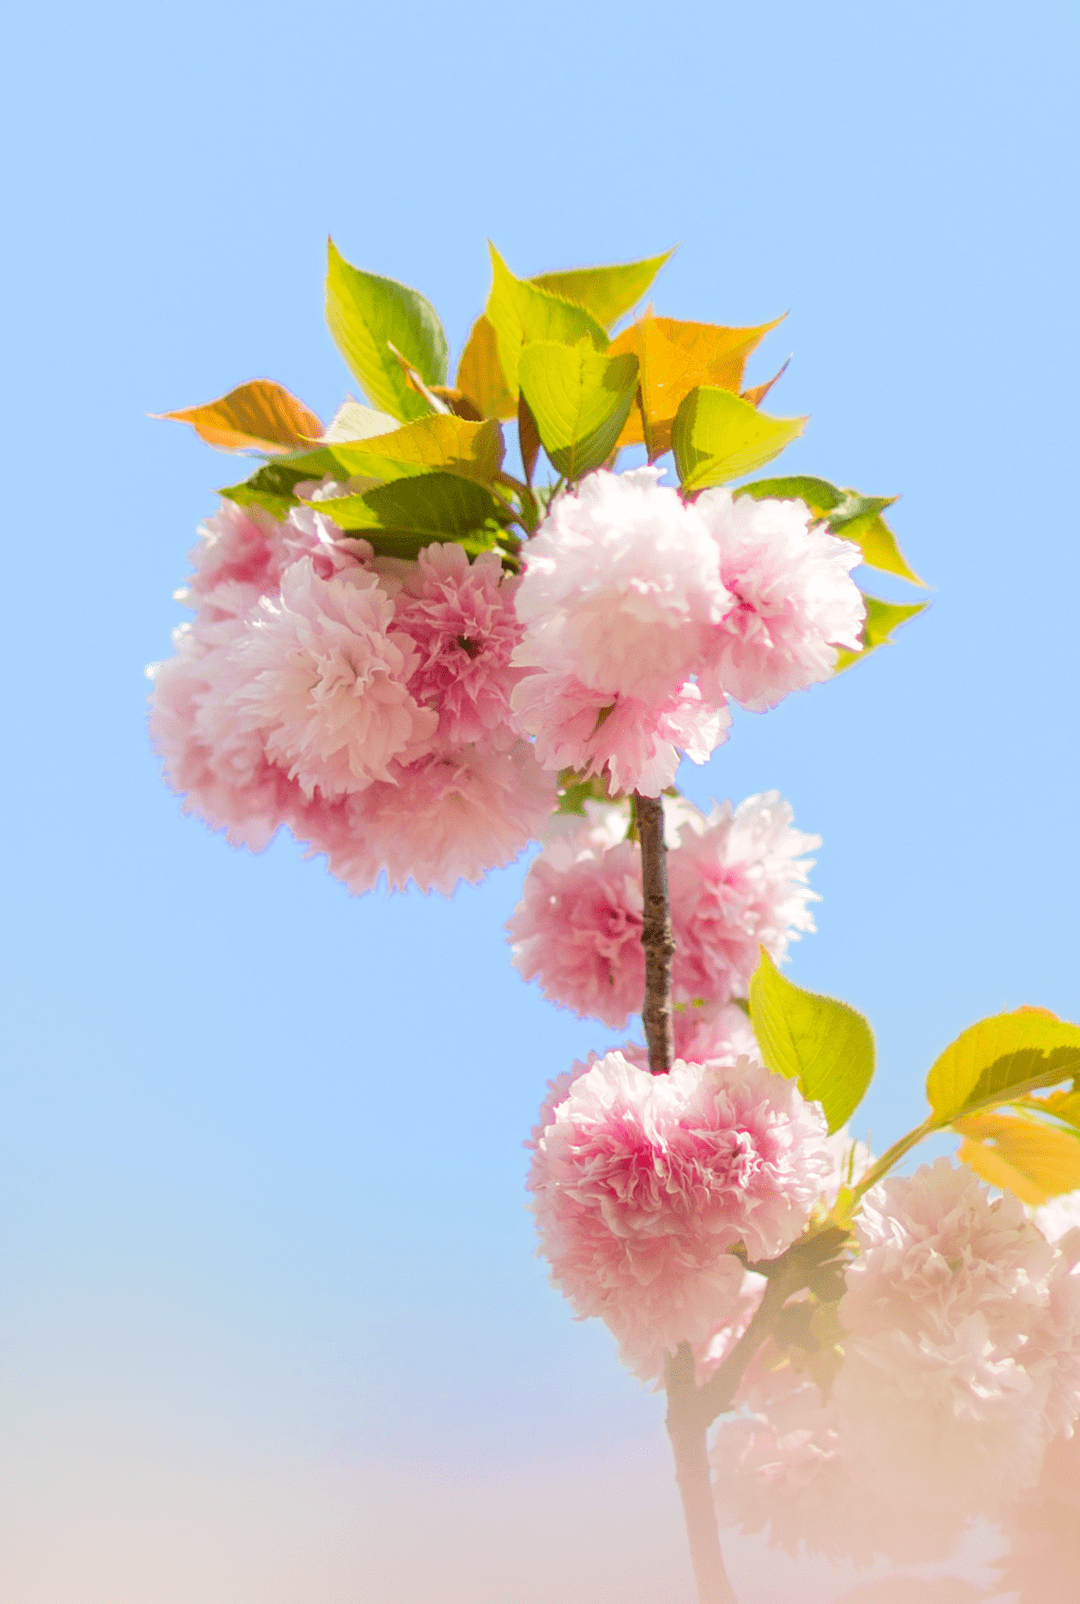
[711,1160,1080,1566]
[507,793,819,1028]
[149,491,554,892]
[528,1042,832,1376]
[150,469,864,891]
[511,468,865,796]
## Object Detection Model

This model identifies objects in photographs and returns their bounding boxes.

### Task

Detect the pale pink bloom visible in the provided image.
[710,1357,964,1566]
[232,557,437,800]
[837,1160,1080,1512]
[391,543,526,743]
[1035,1189,1080,1255]
[281,485,373,580]
[695,490,865,711]
[529,1051,830,1375]
[148,610,297,851]
[997,1429,1080,1603]
[514,467,730,703]
[507,803,644,1028]
[186,498,289,600]
[300,739,556,895]
[668,792,819,1006]
[511,670,729,798]
[673,1001,758,1065]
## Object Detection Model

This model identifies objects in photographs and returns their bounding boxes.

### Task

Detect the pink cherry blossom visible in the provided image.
[391,542,526,743]
[507,803,644,1028]
[710,1356,964,1566]
[695,490,865,711]
[232,557,438,800]
[185,498,289,601]
[513,467,730,704]
[298,739,556,895]
[148,584,297,850]
[997,1428,1080,1604]
[511,670,729,798]
[836,1159,1080,1512]
[668,792,819,1006]
[529,1051,831,1375]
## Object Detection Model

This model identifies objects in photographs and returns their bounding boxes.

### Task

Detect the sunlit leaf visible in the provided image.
[833,595,929,673]
[325,240,448,423]
[926,1010,1080,1123]
[155,379,323,453]
[749,948,875,1132]
[1036,1088,1080,1130]
[956,1112,1080,1205]
[610,312,782,457]
[741,359,790,408]
[455,315,515,420]
[485,244,607,398]
[326,414,505,486]
[530,249,674,330]
[518,392,541,485]
[321,399,400,443]
[738,475,925,586]
[518,341,639,480]
[672,387,805,491]
[307,471,503,559]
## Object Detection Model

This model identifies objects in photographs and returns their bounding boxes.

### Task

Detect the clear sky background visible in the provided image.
[1,2,1077,1600]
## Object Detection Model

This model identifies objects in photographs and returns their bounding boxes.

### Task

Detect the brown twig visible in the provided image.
[633,791,675,1076]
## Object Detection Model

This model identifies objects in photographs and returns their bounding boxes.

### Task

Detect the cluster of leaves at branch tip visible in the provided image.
[154,240,926,668]
[745,951,1080,1219]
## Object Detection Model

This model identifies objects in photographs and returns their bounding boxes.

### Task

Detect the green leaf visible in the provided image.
[926,1009,1080,1123]
[738,475,925,587]
[518,342,639,480]
[327,414,505,486]
[555,770,617,815]
[219,449,345,519]
[307,472,503,559]
[530,249,674,330]
[325,240,448,423]
[833,595,929,673]
[485,244,608,398]
[955,1112,1080,1205]
[748,948,875,1132]
[672,387,805,491]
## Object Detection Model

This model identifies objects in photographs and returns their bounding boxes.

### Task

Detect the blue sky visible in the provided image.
[1,1,1077,1599]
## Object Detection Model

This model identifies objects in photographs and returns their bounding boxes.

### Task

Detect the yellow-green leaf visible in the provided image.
[833,595,929,673]
[530,249,674,330]
[672,387,805,491]
[155,379,323,453]
[1037,1089,1080,1130]
[326,414,505,486]
[518,342,639,481]
[738,475,925,587]
[609,313,782,458]
[926,1010,1080,1124]
[749,948,875,1132]
[325,240,448,423]
[321,399,400,443]
[485,244,607,398]
[955,1112,1080,1205]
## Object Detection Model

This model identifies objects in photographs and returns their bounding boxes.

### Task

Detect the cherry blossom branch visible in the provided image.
[635,792,734,1601]
[634,791,675,1076]
[665,1346,738,1604]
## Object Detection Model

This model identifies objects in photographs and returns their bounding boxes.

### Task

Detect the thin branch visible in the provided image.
[665,1347,737,1604]
[634,791,675,1075]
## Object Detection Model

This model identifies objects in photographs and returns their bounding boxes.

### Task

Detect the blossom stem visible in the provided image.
[665,1346,738,1604]
[633,791,675,1076]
